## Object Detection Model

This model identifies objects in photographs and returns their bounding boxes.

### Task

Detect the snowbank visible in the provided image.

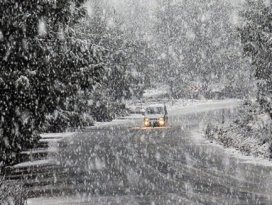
[192,130,272,167]
[167,99,239,115]
[206,100,272,159]
[13,159,59,168]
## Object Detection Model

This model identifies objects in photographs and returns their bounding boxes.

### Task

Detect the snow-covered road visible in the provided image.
[27,99,272,205]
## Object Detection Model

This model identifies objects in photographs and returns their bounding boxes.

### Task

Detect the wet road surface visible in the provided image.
[28,106,272,204]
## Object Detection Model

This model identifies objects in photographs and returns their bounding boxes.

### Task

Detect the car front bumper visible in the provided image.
[144,119,165,127]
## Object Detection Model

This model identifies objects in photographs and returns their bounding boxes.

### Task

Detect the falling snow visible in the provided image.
[38,19,47,36]
[0,0,272,205]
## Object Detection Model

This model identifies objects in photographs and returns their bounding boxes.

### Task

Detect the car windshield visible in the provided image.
[145,106,164,115]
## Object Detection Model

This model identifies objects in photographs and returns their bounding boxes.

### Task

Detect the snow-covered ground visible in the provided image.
[191,130,272,168]
[27,98,272,205]
[167,99,240,114]
[12,132,75,169]
[26,99,245,205]
[40,132,76,139]
[205,101,272,162]
[13,159,59,168]
[15,99,239,170]
[95,99,240,127]
[27,195,159,205]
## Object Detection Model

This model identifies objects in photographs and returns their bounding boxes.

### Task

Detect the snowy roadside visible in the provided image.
[8,132,76,169]
[25,99,252,205]
[28,99,272,205]
[191,130,272,168]
[95,99,241,127]
[205,100,272,162]
[12,99,240,169]
[167,99,240,115]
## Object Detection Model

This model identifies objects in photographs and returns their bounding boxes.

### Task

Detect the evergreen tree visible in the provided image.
[0,0,102,166]
[73,0,153,121]
[239,0,272,115]
[154,0,249,98]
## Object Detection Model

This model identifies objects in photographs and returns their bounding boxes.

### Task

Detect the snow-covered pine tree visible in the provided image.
[72,0,153,121]
[154,0,250,99]
[0,0,102,166]
[240,0,272,116]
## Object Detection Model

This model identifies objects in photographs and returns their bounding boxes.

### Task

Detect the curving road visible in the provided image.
[28,101,272,205]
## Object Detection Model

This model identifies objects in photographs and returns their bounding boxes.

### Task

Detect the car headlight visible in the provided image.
[159,117,165,126]
[144,118,150,126]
